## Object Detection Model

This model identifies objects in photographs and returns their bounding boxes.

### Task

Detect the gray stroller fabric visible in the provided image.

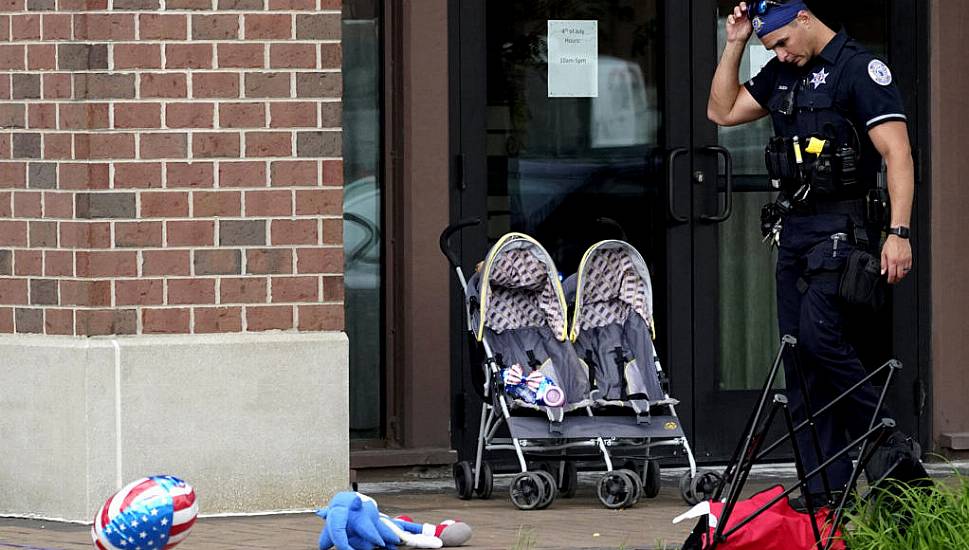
[467,233,590,406]
[570,241,666,406]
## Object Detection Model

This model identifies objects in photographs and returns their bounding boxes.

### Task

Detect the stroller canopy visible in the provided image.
[569,240,654,342]
[472,233,569,343]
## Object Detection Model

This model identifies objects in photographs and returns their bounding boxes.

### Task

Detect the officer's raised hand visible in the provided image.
[726,2,754,44]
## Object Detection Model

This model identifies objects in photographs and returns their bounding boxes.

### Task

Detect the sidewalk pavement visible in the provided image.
[2,462,966,550]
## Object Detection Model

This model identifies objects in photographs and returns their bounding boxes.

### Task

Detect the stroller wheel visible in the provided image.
[616,468,643,507]
[453,461,474,500]
[509,472,546,511]
[642,460,662,499]
[558,462,578,499]
[474,461,494,499]
[690,471,723,503]
[532,470,558,510]
[679,471,699,505]
[596,470,636,509]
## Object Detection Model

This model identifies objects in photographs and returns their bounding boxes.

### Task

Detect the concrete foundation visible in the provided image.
[0,332,348,522]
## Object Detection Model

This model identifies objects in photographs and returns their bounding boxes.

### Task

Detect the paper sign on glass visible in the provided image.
[748,45,776,81]
[547,20,598,98]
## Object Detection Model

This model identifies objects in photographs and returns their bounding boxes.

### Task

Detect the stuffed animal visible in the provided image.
[317,492,472,550]
[501,363,565,407]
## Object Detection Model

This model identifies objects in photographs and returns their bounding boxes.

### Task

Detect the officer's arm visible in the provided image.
[868,121,914,230]
[708,42,768,126]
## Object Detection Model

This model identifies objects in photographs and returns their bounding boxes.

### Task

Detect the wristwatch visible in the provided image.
[888,226,910,239]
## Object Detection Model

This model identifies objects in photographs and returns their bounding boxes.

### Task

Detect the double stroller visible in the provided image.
[440,220,705,510]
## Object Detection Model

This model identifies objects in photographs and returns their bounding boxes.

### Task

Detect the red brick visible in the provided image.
[59,103,110,129]
[167,220,214,246]
[0,279,28,305]
[245,189,291,216]
[217,43,264,69]
[114,162,162,189]
[245,14,290,39]
[60,280,111,307]
[143,308,190,334]
[114,104,162,129]
[76,251,137,277]
[270,0,314,9]
[296,189,340,215]
[141,191,188,217]
[298,304,342,331]
[59,221,111,248]
[244,72,290,98]
[166,44,213,69]
[193,132,240,158]
[114,44,161,69]
[195,306,242,333]
[0,136,8,159]
[141,133,187,159]
[0,220,27,246]
[322,218,342,245]
[270,44,316,69]
[194,249,240,275]
[320,0,341,8]
[0,191,9,216]
[14,249,42,275]
[220,277,267,303]
[42,133,72,159]
[44,309,74,335]
[74,74,135,99]
[74,14,135,40]
[166,103,214,128]
[322,275,344,301]
[0,163,27,189]
[219,103,265,128]
[168,278,215,305]
[13,191,42,217]
[74,134,135,160]
[271,275,317,303]
[143,249,190,276]
[141,14,187,40]
[192,14,239,40]
[28,104,56,129]
[165,0,209,8]
[77,309,137,336]
[166,162,213,188]
[59,163,110,190]
[44,250,73,276]
[271,219,317,245]
[115,221,162,247]
[269,102,317,128]
[115,279,163,306]
[27,44,56,71]
[0,307,11,333]
[0,46,25,71]
[247,133,292,158]
[271,160,317,186]
[44,192,73,218]
[219,161,266,187]
[297,247,342,274]
[141,73,187,98]
[193,190,240,217]
[247,305,292,331]
[193,72,239,99]
[321,43,342,69]
[246,248,291,274]
[42,74,72,99]
[42,15,71,41]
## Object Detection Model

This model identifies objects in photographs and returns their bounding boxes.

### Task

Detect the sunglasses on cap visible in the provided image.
[745,0,789,17]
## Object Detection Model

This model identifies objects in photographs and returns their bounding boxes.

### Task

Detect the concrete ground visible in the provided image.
[2,462,966,550]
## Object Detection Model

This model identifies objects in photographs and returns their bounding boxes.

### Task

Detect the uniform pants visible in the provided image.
[775,213,884,495]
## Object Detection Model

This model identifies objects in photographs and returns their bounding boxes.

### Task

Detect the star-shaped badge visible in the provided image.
[809,67,829,89]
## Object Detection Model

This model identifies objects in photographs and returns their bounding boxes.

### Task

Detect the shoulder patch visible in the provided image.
[868,59,892,86]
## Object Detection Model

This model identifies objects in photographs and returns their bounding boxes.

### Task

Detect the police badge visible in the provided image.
[868,59,892,86]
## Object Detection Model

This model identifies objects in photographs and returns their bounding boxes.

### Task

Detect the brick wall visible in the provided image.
[0,0,344,336]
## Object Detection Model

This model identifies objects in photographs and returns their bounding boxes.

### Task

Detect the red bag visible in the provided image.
[680,485,845,550]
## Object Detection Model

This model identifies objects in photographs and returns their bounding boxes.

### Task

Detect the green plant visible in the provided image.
[843,475,969,549]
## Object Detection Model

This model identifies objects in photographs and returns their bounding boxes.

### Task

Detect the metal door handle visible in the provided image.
[699,145,733,223]
[667,147,689,224]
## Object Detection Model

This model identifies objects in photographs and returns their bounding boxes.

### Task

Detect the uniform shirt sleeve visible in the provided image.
[845,54,908,130]
[744,57,779,109]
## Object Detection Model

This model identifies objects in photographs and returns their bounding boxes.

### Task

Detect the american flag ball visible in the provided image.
[92,475,198,550]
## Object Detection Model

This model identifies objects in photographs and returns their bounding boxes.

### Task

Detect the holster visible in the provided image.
[839,249,885,310]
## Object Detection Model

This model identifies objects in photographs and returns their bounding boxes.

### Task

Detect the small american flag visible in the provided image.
[92,475,198,550]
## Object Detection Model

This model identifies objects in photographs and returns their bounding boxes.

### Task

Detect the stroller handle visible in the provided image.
[439,217,481,269]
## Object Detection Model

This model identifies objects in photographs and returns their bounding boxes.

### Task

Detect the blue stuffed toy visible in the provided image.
[318,492,468,550]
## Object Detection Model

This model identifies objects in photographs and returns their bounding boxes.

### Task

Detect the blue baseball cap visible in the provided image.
[749,1,808,38]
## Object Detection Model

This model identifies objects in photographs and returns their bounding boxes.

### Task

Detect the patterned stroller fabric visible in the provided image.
[468,233,590,407]
[569,240,666,409]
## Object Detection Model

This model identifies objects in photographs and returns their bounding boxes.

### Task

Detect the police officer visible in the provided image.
[707,1,916,506]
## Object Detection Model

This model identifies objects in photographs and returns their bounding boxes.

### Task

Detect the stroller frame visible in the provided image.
[690,335,901,550]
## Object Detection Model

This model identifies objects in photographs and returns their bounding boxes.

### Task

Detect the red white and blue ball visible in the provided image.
[92,475,198,550]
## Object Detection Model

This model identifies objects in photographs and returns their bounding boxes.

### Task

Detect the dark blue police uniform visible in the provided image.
[745,30,908,495]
